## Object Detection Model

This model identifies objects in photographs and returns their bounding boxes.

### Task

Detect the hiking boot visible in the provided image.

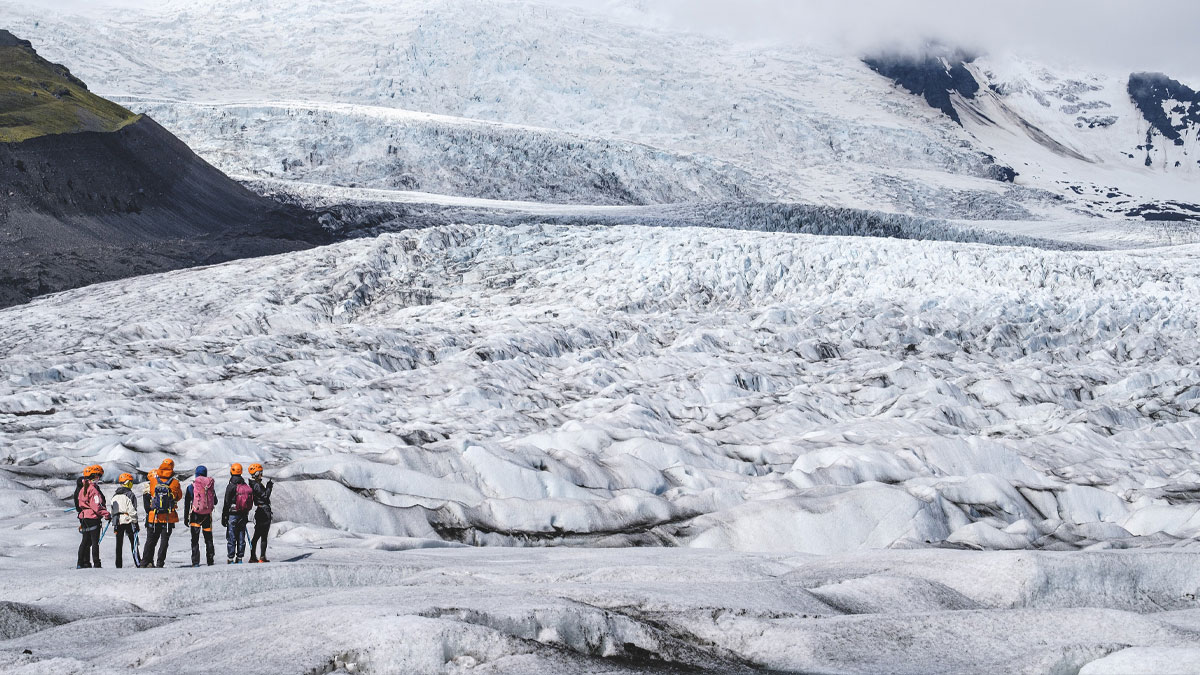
[227,558,234,564]
[260,558,270,563]
[235,558,243,564]
[248,557,259,563]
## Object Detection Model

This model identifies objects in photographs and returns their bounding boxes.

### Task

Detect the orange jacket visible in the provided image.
[146,471,183,524]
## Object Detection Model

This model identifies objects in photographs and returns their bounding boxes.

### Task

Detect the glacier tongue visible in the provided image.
[4,223,1200,552]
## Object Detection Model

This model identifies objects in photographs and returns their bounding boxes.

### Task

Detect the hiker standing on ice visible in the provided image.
[222,463,253,564]
[139,459,183,568]
[185,465,219,567]
[110,473,140,568]
[75,465,110,568]
[247,463,273,563]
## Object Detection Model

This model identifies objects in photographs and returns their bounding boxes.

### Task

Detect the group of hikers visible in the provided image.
[73,459,274,569]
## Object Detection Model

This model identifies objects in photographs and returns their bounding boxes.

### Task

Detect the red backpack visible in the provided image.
[233,483,254,513]
[192,476,216,515]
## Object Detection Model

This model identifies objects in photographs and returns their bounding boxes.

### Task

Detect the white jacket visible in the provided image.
[111,491,138,526]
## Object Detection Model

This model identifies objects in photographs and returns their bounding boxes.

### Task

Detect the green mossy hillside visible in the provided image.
[0,29,139,143]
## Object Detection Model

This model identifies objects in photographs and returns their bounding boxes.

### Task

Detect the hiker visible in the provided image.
[140,459,183,568]
[76,465,110,568]
[222,463,254,564]
[247,463,273,563]
[184,465,218,567]
[110,472,140,569]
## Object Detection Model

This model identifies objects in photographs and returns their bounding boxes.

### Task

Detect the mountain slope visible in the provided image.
[0,29,138,142]
[0,30,329,308]
[2,0,1194,222]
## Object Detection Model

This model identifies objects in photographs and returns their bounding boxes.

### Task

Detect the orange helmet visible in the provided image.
[248,463,263,476]
[118,472,134,484]
[158,458,175,478]
[230,463,243,476]
[83,465,104,478]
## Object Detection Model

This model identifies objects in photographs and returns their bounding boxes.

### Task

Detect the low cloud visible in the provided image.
[586,0,1200,81]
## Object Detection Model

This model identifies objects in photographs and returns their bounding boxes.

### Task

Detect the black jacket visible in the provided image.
[250,478,274,519]
[222,475,247,519]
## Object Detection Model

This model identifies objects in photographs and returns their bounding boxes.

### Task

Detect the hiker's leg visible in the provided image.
[156,524,173,567]
[141,524,160,567]
[115,525,125,568]
[77,521,94,568]
[203,516,215,565]
[190,520,201,566]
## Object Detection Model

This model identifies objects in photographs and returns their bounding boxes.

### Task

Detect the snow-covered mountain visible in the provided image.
[3,0,1195,221]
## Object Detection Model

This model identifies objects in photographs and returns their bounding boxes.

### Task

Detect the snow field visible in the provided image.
[4,224,1200,554]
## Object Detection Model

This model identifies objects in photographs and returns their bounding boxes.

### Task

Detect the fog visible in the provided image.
[25,0,1200,81]
[574,0,1200,81]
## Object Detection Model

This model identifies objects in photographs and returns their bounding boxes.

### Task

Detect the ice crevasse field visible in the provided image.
[6,224,1200,672]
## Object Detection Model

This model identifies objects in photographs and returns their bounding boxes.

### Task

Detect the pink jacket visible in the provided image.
[77,480,110,520]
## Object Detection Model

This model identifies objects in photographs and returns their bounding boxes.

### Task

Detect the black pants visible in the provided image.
[190,514,215,566]
[77,518,102,568]
[250,511,271,560]
[114,523,139,568]
[140,523,174,567]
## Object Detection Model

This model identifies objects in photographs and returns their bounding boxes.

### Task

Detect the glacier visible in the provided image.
[5,224,1200,672]
[4,0,1200,672]
[5,224,1200,551]
[7,0,1197,220]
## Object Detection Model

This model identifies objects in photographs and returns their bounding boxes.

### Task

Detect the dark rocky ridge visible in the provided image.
[1127,72,1200,146]
[0,31,330,308]
[0,29,31,49]
[864,47,980,125]
[863,46,1016,183]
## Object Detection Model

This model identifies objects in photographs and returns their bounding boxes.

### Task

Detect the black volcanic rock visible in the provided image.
[0,31,329,308]
[0,29,32,49]
[1128,72,1200,145]
[864,47,980,125]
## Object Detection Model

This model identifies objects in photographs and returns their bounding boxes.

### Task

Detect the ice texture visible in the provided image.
[5,224,1200,553]
[7,0,1195,220]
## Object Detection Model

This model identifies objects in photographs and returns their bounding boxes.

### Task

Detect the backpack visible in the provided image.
[73,477,85,512]
[192,476,216,515]
[151,479,175,516]
[234,483,254,513]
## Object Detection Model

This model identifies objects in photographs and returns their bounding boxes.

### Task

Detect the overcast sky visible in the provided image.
[33,0,1200,81]
[576,0,1200,81]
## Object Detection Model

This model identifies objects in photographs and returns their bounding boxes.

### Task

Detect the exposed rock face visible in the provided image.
[1128,72,1200,145]
[0,31,328,307]
[864,47,981,125]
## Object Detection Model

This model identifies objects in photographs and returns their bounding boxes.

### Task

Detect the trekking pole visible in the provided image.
[98,519,112,543]
[132,529,142,568]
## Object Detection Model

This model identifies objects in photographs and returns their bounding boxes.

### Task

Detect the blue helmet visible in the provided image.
[195,465,208,477]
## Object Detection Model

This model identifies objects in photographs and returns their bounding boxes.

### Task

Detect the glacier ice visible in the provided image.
[5,223,1200,554]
